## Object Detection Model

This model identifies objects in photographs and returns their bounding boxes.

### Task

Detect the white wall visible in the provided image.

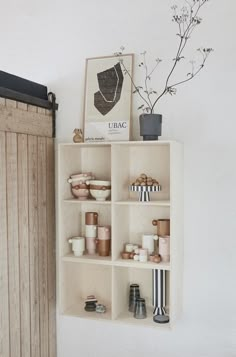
[1,0,236,356]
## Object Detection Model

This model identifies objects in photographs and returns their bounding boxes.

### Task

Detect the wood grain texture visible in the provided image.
[0,131,10,357]
[6,132,21,357]
[18,134,30,357]
[46,138,56,357]
[0,105,53,137]
[0,100,56,357]
[28,135,40,357]
[37,137,49,357]
[6,99,17,108]
[0,97,6,106]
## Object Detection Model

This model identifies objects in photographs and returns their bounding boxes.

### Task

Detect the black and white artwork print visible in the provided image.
[83,54,133,142]
[94,62,124,116]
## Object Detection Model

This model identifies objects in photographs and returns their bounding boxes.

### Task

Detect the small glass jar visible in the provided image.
[134,298,147,319]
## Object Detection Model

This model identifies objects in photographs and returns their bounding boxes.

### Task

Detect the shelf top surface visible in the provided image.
[61,304,171,329]
[58,140,181,148]
[63,198,170,206]
[62,254,171,271]
[63,302,112,321]
[62,254,112,265]
[114,259,171,271]
[116,309,171,329]
[64,198,112,205]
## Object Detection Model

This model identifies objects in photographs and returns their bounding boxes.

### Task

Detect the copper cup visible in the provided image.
[85,212,98,225]
[152,219,170,236]
[97,239,110,257]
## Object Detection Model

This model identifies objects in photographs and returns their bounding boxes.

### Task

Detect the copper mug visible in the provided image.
[152,219,170,236]
[96,238,111,257]
[85,212,98,225]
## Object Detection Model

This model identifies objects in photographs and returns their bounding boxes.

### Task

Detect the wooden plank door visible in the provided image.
[0,98,56,357]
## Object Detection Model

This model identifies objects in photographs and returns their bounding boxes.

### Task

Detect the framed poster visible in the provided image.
[83,54,133,142]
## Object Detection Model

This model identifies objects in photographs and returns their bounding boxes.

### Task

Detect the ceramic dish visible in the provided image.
[89,180,111,201]
[68,172,95,199]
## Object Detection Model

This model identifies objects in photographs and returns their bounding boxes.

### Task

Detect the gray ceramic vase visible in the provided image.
[139,113,162,141]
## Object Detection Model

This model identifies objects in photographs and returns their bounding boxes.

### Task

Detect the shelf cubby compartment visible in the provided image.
[111,142,170,202]
[59,202,111,259]
[112,204,170,263]
[112,266,170,327]
[60,261,112,320]
[58,143,111,200]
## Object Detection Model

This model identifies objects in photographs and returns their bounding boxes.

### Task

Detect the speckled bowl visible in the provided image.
[89,180,111,201]
[68,172,94,199]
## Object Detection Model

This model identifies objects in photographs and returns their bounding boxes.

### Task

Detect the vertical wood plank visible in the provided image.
[28,135,40,357]
[1,102,55,357]
[38,137,49,357]
[0,131,10,357]
[18,134,30,357]
[46,138,56,357]
[6,132,20,357]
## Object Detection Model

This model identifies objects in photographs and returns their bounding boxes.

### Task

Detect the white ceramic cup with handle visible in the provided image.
[68,237,85,256]
[142,234,158,254]
[85,224,97,238]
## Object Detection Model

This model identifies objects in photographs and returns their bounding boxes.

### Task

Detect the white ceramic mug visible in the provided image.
[159,235,170,262]
[139,248,148,262]
[139,248,148,256]
[142,234,158,254]
[133,254,139,261]
[68,237,85,257]
[139,255,148,263]
[85,224,97,238]
[125,243,134,253]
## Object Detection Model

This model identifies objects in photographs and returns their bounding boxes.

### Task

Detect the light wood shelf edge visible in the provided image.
[63,199,170,206]
[61,255,171,271]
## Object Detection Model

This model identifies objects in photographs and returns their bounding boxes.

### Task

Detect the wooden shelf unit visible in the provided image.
[57,141,183,328]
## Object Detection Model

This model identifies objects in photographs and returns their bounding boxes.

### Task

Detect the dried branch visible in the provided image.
[115,0,212,114]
